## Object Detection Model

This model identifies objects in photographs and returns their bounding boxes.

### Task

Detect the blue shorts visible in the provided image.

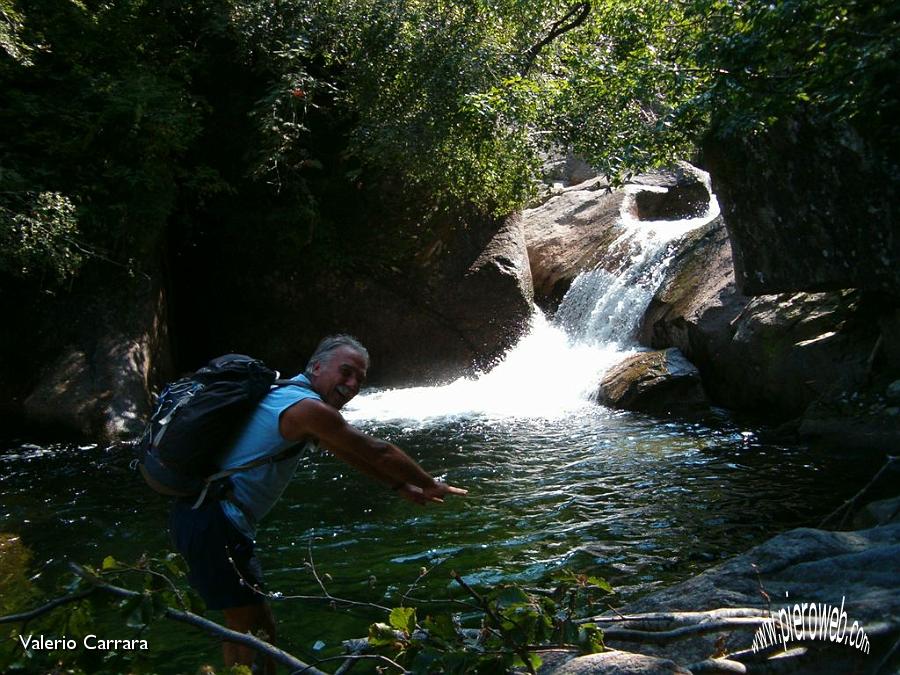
[169,500,265,610]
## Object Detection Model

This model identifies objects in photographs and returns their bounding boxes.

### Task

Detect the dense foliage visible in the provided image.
[1,0,896,283]
[0,548,612,674]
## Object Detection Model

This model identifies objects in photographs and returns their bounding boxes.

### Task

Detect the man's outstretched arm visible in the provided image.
[279,398,467,503]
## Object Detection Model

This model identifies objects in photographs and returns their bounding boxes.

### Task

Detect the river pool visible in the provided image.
[0,404,877,673]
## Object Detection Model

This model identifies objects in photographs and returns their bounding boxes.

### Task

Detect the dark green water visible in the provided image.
[0,407,880,673]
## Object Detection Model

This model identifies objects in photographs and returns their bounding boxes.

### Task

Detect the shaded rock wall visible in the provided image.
[639,218,888,421]
[173,210,534,388]
[2,203,533,438]
[6,266,171,441]
[702,116,899,297]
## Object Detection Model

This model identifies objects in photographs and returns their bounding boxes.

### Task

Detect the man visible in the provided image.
[170,335,466,672]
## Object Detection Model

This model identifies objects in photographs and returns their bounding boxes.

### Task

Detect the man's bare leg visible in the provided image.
[222,603,277,674]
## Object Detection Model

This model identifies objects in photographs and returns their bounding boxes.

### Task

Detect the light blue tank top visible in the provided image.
[219,374,322,540]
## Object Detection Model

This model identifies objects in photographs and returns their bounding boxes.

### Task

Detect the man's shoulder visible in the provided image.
[279,395,346,441]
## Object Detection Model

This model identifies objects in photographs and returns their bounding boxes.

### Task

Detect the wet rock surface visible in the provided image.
[596,348,710,416]
[603,524,900,674]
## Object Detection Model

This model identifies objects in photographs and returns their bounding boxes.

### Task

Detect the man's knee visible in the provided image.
[223,603,276,642]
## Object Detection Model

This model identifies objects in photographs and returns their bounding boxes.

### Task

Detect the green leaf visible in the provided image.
[586,576,614,593]
[368,622,396,647]
[493,585,530,608]
[101,556,120,571]
[162,553,187,577]
[224,666,254,675]
[389,606,417,635]
[422,614,459,643]
[512,651,542,671]
[578,623,605,654]
[186,590,206,616]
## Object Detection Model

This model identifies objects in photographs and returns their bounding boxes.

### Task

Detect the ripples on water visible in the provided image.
[0,407,875,669]
[0,405,870,672]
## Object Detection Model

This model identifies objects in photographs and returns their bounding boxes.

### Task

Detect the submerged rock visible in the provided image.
[595,348,709,416]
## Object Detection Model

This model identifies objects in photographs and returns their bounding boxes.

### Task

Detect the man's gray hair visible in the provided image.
[305,334,369,375]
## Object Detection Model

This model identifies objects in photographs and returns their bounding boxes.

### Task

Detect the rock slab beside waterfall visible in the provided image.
[522,178,625,311]
[523,165,712,313]
[639,216,900,450]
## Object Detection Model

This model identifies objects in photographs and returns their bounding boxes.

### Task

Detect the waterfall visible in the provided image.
[555,184,720,349]
[345,176,720,422]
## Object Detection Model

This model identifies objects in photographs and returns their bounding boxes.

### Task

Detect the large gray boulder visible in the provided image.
[351,211,534,385]
[702,116,899,297]
[203,212,534,388]
[638,216,746,405]
[24,335,151,439]
[638,217,889,422]
[606,524,900,674]
[522,178,625,311]
[19,277,170,441]
[541,147,601,188]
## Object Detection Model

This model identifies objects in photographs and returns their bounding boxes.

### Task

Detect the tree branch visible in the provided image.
[577,608,785,643]
[226,539,394,614]
[67,563,327,675]
[818,455,896,529]
[0,589,96,625]
[451,571,537,675]
[521,3,591,75]
[599,616,770,642]
[580,607,774,626]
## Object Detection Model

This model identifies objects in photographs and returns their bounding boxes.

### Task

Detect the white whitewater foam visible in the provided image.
[344,312,631,423]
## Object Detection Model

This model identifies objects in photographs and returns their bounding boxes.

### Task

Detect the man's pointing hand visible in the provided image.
[396,482,467,505]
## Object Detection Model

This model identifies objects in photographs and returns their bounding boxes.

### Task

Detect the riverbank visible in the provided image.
[539,492,900,674]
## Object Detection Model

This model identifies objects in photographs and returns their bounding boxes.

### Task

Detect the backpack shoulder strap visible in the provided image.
[190,376,318,509]
[190,442,307,509]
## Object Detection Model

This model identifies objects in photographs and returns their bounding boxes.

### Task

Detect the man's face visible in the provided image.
[309,346,368,409]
